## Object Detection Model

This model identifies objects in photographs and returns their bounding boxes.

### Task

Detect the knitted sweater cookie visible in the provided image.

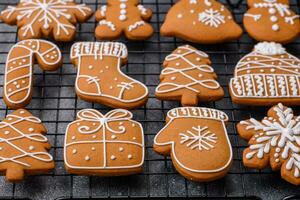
[160,0,242,44]
[229,42,300,106]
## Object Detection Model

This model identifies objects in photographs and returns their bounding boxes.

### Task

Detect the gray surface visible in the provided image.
[0,0,299,199]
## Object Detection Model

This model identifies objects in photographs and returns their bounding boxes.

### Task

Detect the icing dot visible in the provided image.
[22,80,26,84]
[16,84,20,89]
[272,24,279,31]
[259,132,263,136]
[7,118,12,121]
[114,78,118,81]
[119,15,126,21]
[29,145,35,150]
[111,155,116,160]
[105,66,109,69]
[85,156,90,161]
[177,50,182,53]
[19,62,22,65]
[279,62,282,65]
[111,135,117,139]
[132,137,136,140]
[76,122,80,126]
[4,131,10,135]
[28,128,34,132]
[227,16,232,20]
[120,3,126,9]
[177,14,183,19]
[72,149,77,154]
[254,57,258,60]
[260,69,264,72]
[92,135,96,139]
[270,68,275,72]
[190,9,195,13]
[176,62,180,66]
[20,110,25,114]
[119,122,124,125]
[32,45,36,48]
[88,65,93,69]
[132,123,136,127]
[91,147,96,151]
[275,158,279,163]
[120,9,127,15]
[270,16,278,22]
[128,154,133,159]
[247,70,251,74]
[109,86,113,89]
[196,57,201,61]
[13,81,17,85]
[276,148,280,152]
[8,88,12,92]
[295,69,299,72]
[22,59,26,63]
[171,77,176,80]
[198,74,203,78]
[119,147,124,152]
[13,61,16,65]
[269,8,276,14]
[71,136,76,140]
[247,58,251,61]
[0,147,2,151]
[46,55,50,58]
[274,153,279,158]
[100,70,104,73]
[92,123,96,126]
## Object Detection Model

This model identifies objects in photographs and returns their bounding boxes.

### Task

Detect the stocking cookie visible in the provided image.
[64,109,144,176]
[229,42,300,106]
[4,39,62,109]
[153,107,232,181]
[70,42,148,109]
[244,0,300,43]
[0,109,54,182]
[237,103,300,185]
[0,0,92,41]
[95,0,153,40]
[160,0,242,44]
[155,45,224,106]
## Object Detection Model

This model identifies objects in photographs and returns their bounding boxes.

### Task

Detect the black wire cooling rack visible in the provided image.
[0,0,300,199]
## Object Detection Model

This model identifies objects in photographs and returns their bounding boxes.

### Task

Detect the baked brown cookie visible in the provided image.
[155,45,224,106]
[0,109,54,182]
[95,0,153,40]
[70,42,148,110]
[244,0,300,43]
[0,0,93,41]
[64,109,144,176]
[237,103,300,185]
[160,0,242,44]
[4,39,62,109]
[153,107,232,181]
[229,42,300,106]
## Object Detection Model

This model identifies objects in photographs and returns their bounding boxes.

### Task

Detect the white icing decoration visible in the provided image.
[254,42,286,55]
[241,103,300,178]
[137,5,147,15]
[244,13,262,21]
[154,107,232,173]
[70,42,148,104]
[198,8,225,28]
[99,20,116,31]
[0,113,53,167]
[64,109,145,170]
[1,0,91,37]
[128,21,145,32]
[100,5,107,17]
[4,40,61,106]
[156,45,221,94]
[180,126,217,151]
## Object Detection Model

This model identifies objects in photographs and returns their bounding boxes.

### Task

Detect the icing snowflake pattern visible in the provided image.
[0,0,92,40]
[180,126,217,151]
[199,8,225,27]
[240,103,300,178]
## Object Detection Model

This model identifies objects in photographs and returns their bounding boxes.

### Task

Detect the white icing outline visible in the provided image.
[154,107,232,173]
[198,8,225,28]
[128,21,145,32]
[70,42,148,104]
[64,109,145,170]
[4,39,61,106]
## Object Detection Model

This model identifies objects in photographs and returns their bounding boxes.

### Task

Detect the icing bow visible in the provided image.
[76,109,133,134]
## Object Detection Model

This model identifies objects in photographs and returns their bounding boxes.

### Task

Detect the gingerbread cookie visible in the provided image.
[244,0,300,43]
[64,109,144,176]
[229,42,300,106]
[155,45,224,106]
[237,103,300,185]
[4,39,62,109]
[153,107,232,181]
[70,42,148,110]
[160,0,242,44]
[95,0,153,40]
[0,109,54,182]
[0,0,92,41]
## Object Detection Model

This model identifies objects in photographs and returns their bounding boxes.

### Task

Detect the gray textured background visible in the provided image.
[0,0,300,199]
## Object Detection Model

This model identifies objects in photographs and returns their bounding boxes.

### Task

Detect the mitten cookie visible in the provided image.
[160,0,242,44]
[237,103,300,185]
[153,107,232,181]
[229,42,300,106]
[155,45,224,106]
[0,0,92,41]
[70,42,148,110]
[64,109,144,176]
[95,0,153,40]
[244,0,300,43]
[0,109,54,182]
[4,39,62,109]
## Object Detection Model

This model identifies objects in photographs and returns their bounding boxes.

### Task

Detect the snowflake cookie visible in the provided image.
[70,42,148,110]
[155,45,224,106]
[64,109,144,176]
[153,107,232,181]
[0,109,54,182]
[160,0,242,44]
[0,0,93,41]
[237,103,300,185]
[229,42,300,106]
[4,39,62,109]
[244,0,300,43]
[95,0,154,40]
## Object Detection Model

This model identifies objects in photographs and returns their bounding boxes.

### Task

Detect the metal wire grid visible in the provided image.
[0,0,299,199]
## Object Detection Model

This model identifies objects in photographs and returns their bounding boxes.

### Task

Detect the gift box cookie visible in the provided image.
[153,107,232,181]
[230,42,300,106]
[64,109,144,176]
